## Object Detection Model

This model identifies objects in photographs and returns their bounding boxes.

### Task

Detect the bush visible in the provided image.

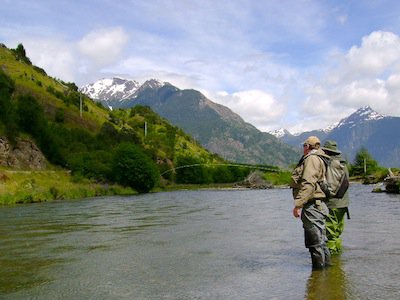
[55,108,65,123]
[175,155,212,184]
[350,147,379,176]
[16,95,64,165]
[263,171,291,186]
[0,69,18,143]
[12,43,32,65]
[16,94,46,136]
[112,143,159,193]
[67,150,113,181]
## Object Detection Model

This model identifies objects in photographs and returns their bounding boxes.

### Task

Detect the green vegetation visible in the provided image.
[112,143,159,193]
[349,147,388,183]
[263,170,292,186]
[0,170,134,205]
[2,43,287,204]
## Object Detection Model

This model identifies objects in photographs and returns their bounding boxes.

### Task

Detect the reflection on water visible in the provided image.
[306,256,351,300]
[0,186,399,299]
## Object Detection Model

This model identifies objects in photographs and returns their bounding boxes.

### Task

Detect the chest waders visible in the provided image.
[326,207,348,255]
[301,200,331,269]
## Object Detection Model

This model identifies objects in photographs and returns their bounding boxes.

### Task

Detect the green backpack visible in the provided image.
[318,155,350,199]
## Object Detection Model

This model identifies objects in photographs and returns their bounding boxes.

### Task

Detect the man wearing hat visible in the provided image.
[322,140,350,255]
[291,136,331,269]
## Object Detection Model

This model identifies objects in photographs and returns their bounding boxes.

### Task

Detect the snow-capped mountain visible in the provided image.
[80,77,299,166]
[270,106,384,138]
[81,76,400,167]
[80,78,168,109]
[80,77,141,101]
[336,106,384,129]
[278,106,400,167]
[269,128,291,138]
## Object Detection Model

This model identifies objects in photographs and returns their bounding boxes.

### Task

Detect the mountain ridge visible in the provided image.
[81,77,300,167]
[81,77,400,167]
[277,106,400,167]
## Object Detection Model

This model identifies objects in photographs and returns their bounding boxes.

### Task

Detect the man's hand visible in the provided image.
[293,206,301,218]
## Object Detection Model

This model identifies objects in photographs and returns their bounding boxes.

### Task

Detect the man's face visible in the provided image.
[303,144,311,155]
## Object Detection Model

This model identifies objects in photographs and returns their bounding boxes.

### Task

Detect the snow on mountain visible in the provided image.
[80,77,141,101]
[274,106,383,138]
[140,79,165,89]
[269,128,290,138]
[323,122,338,133]
[336,106,384,129]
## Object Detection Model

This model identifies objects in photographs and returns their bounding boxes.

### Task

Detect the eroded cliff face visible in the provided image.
[0,137,47,169]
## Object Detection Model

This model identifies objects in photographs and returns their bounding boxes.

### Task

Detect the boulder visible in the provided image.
[234,170,273,189]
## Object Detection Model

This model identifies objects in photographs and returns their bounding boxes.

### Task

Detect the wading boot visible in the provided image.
[309,247,325,270]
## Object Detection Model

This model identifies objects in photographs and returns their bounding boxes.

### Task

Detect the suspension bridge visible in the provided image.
[160,163,282,176]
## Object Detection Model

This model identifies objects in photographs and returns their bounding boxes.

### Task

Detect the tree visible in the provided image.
[112,143,159,193]
[67,150,113,181]
[351,147,379,176]
[17,95,64,165]
[175,155,211,184]
[12,43,32,65]
[17,95,46,136]
[0,69,18,143]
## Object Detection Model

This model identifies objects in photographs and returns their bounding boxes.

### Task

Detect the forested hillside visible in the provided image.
[0,43,256,197]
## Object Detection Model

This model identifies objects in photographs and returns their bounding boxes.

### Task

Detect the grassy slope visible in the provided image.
[1,46,106,132]
[0,45,222,204]
[0,169,135,205]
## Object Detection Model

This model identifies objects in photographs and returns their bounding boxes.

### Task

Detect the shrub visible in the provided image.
[263,171,291,186]
[175,155,211,184]
[112,143,159,193]
[0,69,18,143]
[350,147,379,176]
[67,150,113,181]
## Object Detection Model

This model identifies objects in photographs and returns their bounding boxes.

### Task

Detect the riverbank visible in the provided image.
[0,169,278,205]
[0,169,135,205]
[1,170,374,206]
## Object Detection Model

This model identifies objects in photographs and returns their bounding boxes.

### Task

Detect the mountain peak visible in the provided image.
[141,79,166,89]
[336,106,384,129]
[269,128,291,138]
[80,77,140,101]
[355,106,384,120]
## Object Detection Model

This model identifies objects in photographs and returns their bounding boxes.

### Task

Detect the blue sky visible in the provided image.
[2,0,400,133]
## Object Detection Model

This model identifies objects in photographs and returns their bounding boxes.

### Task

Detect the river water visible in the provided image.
[0,184,399,299]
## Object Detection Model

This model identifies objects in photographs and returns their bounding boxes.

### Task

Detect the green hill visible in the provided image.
[112,80,300,167]
[0,43,260,203]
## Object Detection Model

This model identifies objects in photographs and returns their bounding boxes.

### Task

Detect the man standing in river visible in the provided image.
[290,136,331,269]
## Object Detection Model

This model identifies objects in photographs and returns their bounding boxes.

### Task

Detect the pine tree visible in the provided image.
[351,147,379,176]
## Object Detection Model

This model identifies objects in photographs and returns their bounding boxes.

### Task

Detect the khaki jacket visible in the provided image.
[290,149,329,207]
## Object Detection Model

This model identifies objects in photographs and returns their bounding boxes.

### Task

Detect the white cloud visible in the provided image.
[297,31,400,132]
[346,31,400,76]
[20,39,78,82]
[210,89,285,131]
[5,2,400,134]
[77,27,129,66]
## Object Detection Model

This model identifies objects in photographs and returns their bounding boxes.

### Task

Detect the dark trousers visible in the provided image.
[301,201,331,268]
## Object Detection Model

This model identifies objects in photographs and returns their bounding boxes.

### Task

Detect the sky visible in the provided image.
[2,0,400,133]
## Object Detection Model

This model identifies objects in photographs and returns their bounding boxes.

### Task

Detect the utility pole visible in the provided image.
[144,121,147,137]
[80,93,83,118]
[364,158,367,174]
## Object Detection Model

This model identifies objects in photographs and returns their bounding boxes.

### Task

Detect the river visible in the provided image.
[0,184,399,299]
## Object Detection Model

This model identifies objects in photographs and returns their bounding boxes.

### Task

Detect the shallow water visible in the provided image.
[0,184,399,299]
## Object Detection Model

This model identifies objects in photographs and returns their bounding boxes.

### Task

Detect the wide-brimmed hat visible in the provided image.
[322,140,341,154]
